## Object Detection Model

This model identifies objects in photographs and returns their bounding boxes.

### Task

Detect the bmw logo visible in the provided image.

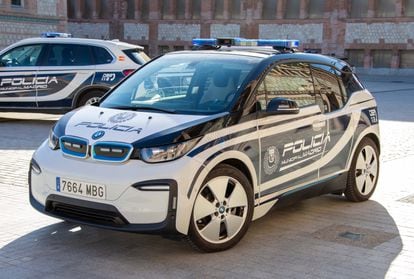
[92,130,105,140]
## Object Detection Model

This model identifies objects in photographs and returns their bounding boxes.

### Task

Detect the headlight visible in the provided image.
[48,128,59,150]
[140,138,200,163]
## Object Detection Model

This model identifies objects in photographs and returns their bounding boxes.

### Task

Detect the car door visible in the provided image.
[310,63,353,177]
[36,43,96,109]
[0,44,44,108]
[256,62,327,199]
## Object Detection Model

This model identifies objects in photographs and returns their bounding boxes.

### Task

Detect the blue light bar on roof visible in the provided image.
[41,32,73,38]
[192,38,300,48]
[192,38,218,46]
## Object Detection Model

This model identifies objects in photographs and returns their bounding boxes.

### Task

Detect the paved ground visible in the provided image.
[1,77,414,278]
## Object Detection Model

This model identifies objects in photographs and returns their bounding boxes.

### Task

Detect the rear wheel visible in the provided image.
[187,164,253,252]
[345,138,379,202]
[77,91,105,107]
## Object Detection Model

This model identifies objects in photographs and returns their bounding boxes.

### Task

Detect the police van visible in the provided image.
[0,32,149,112]
[29,38,380,252]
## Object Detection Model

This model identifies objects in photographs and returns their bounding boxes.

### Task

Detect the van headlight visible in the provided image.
[48,128,59,150]
[140,138,200,163]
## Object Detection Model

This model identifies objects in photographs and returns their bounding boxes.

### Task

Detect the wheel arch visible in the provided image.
[214,159,254,190]
[72,86,110,108]
[346,126,381,171]
[365,133,381,155]
[193,150,259,198]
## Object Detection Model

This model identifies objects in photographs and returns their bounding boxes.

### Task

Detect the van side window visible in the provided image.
[92,46,114,64]
[44,44,93,66]
[0,44,43,67]
[256,62,315,111]
[311,64,345,113]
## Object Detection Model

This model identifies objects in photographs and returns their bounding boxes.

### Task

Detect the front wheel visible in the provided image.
[187,164,253,252]
[345,138,380,202]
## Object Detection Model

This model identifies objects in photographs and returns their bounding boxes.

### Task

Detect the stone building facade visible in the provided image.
[0,0,67,50]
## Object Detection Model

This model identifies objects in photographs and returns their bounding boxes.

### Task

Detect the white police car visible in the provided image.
[0,32,149,112]
[29,38,380,252]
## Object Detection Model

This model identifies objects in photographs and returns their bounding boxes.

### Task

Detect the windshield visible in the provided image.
[100,53,260,115]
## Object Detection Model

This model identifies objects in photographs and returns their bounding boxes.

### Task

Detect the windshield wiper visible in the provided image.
[107,106,176,114]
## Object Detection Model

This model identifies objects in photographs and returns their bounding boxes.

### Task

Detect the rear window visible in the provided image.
[123,48,150,65]
[92,46,114,64]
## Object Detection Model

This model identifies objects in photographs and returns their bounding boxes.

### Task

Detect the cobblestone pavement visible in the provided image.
[1,79,414,278]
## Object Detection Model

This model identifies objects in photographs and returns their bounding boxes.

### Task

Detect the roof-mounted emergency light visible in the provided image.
[41,32,73,38]
[192,38,300,49]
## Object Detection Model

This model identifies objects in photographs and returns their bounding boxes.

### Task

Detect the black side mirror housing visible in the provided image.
[266,98,300,115]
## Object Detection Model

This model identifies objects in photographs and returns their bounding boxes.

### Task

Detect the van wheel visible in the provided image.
[345,138,379,202]
[187,164,253,252]
[77,91,104,107]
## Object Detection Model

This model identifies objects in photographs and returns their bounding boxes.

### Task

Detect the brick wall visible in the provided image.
[0,0,66,51]
[67,22,109,40]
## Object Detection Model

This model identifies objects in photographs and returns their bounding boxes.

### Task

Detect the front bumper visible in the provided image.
[29,173,179,234]
[28,141,202,235]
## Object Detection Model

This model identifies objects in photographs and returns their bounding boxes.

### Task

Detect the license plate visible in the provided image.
[56,177,106,200]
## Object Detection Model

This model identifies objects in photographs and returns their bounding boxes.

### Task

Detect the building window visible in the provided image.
[350,0,368,18]
[346,50,365,67]
[67,0,76,18]
[11,0,22,6]
[158,45,170,55]
[141,0,149,20]
[372,50,392,68]
[127,0,135,19]
[404,0,414,16]
[231,0,242,19]
[99,0,111,19]
[192,0,201,19]
[173,46,185,51]
[400,51,414,68]
[284,0,300,19]
[162,0,171,19]
[376,0,395,17]
[262,0,277,19]
[309,0,325,18]
[176,0,185,19]
[214,0,225,19]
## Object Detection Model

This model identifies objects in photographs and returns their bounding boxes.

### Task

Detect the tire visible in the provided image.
[77,91,105,107]
[345,137,380,202]
[187,164,254,252]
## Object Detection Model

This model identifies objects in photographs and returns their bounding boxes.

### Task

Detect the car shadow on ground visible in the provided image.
[0,195,402,278]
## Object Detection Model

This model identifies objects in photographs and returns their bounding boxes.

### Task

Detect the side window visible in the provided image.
[340,67,364,97]
[311,64,346,113]
[92,46,114,64]
[256,62,315,111]
[0,44,43,67]
[44,44,93,66]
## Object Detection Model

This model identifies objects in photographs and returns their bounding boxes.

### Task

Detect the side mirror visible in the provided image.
[266,98,299,115]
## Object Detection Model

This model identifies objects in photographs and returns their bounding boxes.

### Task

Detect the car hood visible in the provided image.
[56,106,228,147]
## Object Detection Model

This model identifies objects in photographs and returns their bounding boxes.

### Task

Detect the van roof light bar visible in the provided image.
[41,32,73,38]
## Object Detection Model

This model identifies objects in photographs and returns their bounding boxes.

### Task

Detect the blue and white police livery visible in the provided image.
[29,38,380,252]
[0,33,149,112]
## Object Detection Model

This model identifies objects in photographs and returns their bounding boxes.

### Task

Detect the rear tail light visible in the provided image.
[122,69,135,76]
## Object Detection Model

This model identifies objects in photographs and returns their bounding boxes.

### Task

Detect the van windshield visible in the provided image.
[100,53,259,115]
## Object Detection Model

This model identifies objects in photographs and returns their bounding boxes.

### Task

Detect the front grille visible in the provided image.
[46,201,128,227]
[92,142,133,162]
[60,136,89,158]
